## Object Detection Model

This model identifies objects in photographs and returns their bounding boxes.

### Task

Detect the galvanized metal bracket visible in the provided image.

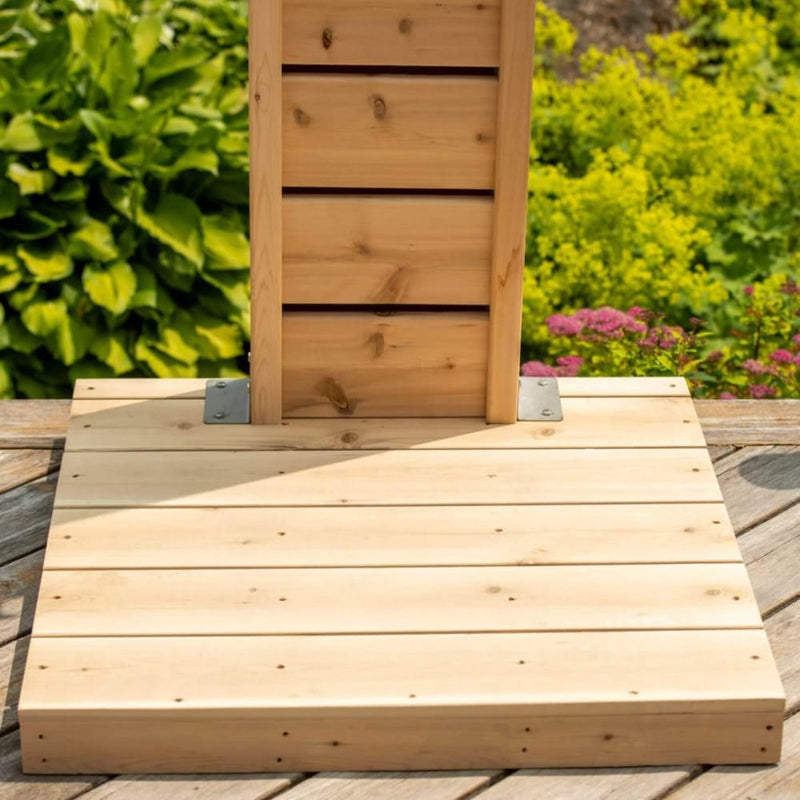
[517,377,563,422]
[204,378,250,424]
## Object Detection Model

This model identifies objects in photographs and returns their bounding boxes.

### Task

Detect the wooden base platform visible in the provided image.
[18,377,785,773]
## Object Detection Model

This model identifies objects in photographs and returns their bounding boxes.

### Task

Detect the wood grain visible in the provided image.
[283,75,497,189]
[485,0,536,422]
[248,0,282,423]
[0,400,70,449]
[0,551,44,647]
[53,448,722,507]
[43,503,739,570]
[0,450,59,495]
[695,399,800,445]
[283,195,492,305]
[282,311,488,417]
[32,564,761,636]
[0,635,28,735]
[0,476,57,567]
[64,396,707,451]
[283,0,501,67]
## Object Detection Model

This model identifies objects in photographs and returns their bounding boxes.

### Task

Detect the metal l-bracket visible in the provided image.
[204,378,250,424]
[517,377,563,421]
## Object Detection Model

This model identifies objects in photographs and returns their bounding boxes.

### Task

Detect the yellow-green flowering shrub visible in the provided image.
[526,0,800,399]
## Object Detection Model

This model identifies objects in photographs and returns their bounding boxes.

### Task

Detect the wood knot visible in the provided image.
[368,332,385,358]
[370,94,387,120]
[398,18,413,34]
[293,107,311,126]
[355,241,371,256]
[321,27,333,49]
[476,3,486,9]
[341,431,359,445]
[475,132,492,143]
[317,377,354,415]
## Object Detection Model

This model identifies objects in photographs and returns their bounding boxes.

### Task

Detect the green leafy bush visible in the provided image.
[525,0,800,397]
[0,0,250,397]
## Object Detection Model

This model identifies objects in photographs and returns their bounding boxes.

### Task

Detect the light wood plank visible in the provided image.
[53,448,723,507]
[43,503,739,570]
[0,450,59,494]
[0,475,57,567]
[69,377,693,400]
[283,0,501,67]
[32,564,761,636]
[695,399,800,446]
[282,75,496,189]
[249,0,282,423]
[716,446,800,531]
[283,195,492,305]
[20,631,782,714]
[0,400,70,449]
[0,551,43,647]
[283,311,488,417]
[18,710,782,773]
[64,396,707,451]
[662,710,799,799]
[475,766,701,800]
[485,0,536,423]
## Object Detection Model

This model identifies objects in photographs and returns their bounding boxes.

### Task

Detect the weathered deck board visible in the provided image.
[0,476,58,567]
[0,400,70,449]
[0,451,60,495]
[0,635,27,736]
[694,400,800,446]
[0,551,43,648]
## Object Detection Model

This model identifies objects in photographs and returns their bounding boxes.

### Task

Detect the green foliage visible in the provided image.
[526,1,800,397]
[0,0,250,397]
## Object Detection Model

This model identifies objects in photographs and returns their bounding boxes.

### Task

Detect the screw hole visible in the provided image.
[276,664,285,669]
[283,731,289,737]
[38,734,44,740]
[766,725,774,731]
[83,424,91,429]
[174,698,183,703]
[760,746,767,752]
[733,595,741,601]
[276,757,283,763]
[751,655,761,660]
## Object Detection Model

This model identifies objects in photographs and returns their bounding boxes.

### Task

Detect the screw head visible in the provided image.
[216,381,227,389]
[214,411,225,420]
[541,408,553,417]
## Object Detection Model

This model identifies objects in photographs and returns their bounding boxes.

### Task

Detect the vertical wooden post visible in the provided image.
[249,0,283,423]
[485,0,536,423]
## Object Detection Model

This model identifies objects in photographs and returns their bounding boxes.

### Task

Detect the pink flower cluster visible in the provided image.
[546,307,647,339]
[521,355,584,378]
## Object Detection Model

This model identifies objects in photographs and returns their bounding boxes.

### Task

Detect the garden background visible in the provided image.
[0,0,798,399]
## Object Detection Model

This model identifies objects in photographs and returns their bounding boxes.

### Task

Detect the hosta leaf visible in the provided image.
[144,44,208,86]
[18,239,73,282]
[21,297,68,336]
[8,210,67,241]
[7,162,56,195]
[70,219,118,262]
[158,148,218,178]
[0,178,19,219]
[82,260,136,313]
[137,193,204,268]
[0,252,22,292]
[98,32,136,108]
[132,14,162,66]
[19,27,70,85]
[47,144,93,177]
[89,332,134,374]
[49,315,92,366]
[0,113,45,152]
[50,179,88,203]
[200,268,249,310]
[153,325,199,364]
[134,338,197,378]
[68,360,116,381]
[195,316,243,359]
[202,212,249,269]
[4,317,40,354]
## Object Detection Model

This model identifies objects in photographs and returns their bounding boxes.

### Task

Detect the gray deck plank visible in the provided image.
[0,401,71,450]
[766,602,800,714]
[0,550,43,648]
[0,451,61,496]
[0,634,28,736]
[715,446,800,531]
[695,400,800,446]
[0,476,57,567]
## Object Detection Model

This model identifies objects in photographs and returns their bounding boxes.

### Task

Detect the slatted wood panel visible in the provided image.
[282,0,502,66]
[18,378,785,773]
[282,311,488,416]
[283,195,493,305]
[283,75,497,190]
